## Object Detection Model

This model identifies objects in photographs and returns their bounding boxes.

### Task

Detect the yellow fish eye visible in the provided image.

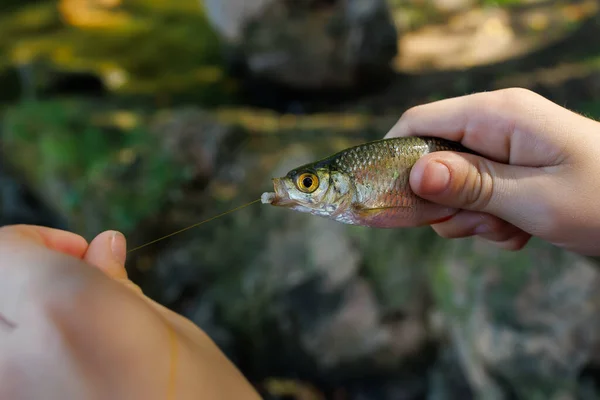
[296,172,319,193]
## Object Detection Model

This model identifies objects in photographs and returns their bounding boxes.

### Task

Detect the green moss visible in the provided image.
[0,0,236,106]
[2,99,190,238]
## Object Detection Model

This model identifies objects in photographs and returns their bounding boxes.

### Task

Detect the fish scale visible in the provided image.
[262,136,476,228]
[332,137,462,211]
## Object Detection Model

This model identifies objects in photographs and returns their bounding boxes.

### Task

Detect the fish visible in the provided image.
[261,136,476,228]
[128,136,476,253]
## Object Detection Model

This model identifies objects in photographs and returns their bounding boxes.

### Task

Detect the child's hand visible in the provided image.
[386,88,600,255]
[0,224,261,400]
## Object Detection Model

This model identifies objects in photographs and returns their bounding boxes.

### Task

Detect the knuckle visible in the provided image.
[471,88,537,115]
[461,159,495,211]
[497,87,542,113]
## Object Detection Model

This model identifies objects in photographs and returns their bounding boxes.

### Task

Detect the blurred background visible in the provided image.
[2,0,600,398]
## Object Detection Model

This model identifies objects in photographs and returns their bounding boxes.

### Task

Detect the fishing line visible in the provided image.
[126,198,262,254]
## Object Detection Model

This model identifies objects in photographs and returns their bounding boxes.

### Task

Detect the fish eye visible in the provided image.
[296,172,319,193]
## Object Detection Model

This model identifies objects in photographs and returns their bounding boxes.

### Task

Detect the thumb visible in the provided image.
[84,231,129,281]
[84,231,144,294]
[410,151,557,234]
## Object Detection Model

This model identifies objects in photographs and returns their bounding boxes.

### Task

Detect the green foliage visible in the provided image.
[576,100,600,121]
[0,0,236,106]
[480,0,524,7]
[2,99,189,237]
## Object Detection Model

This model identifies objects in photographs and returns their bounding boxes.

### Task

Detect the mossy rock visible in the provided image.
[1,99,191,239]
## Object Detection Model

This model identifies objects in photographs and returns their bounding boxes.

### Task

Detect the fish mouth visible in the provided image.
[261,178,297,207]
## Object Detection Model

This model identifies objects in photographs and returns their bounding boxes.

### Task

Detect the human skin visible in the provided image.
[385,87,600,256]
[0,224,261,400]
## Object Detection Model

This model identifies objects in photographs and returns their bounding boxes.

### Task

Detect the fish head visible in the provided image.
[262,164,354,218]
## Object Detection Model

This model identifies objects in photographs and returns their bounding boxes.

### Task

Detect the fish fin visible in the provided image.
[352,204,413,214]
[350,204,416,228]
[351,204,413,220]
[350,203,456,228]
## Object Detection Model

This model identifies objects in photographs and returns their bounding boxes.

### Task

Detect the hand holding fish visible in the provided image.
[385,87,600,255]
[0,225,261,400]
[262,88,600,256]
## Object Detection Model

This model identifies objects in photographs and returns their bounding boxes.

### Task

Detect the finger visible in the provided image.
[385,88,587,166]
[429,210,532,250]
[83,231,129,281]
[409,151,561,236]
[430,210,523,239]
[479,230,532,251]
[477,225,527,244]
[0,224,88,258]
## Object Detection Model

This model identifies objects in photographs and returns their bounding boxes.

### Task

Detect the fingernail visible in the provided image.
[110,231,127,266]
[417,161,450,195]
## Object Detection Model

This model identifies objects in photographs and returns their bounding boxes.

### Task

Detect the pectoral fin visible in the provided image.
[353,204,413,215]
[351,204,414,228]
[351,203,456,228]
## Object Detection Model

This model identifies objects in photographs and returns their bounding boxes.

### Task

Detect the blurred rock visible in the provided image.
[202,0,272,42]
[431,0,476,13]
[0,162,65,229]
[150,108,248,186]
[203,0,398,90]
[300,278,384,369]
[427,344,475,400]
[436,238,600,399]
[393,0,599,73]
[0,101,244,241]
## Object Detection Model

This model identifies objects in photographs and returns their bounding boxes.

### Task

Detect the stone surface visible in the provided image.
[392,0,599,72]
[435,237,600,400]
[203,0,398,89]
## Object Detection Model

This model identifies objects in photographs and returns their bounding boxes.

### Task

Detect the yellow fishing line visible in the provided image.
[124,198,263,397]
[127,199,261,253]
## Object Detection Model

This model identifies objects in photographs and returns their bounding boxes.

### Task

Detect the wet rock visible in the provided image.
[204,0,398,90]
